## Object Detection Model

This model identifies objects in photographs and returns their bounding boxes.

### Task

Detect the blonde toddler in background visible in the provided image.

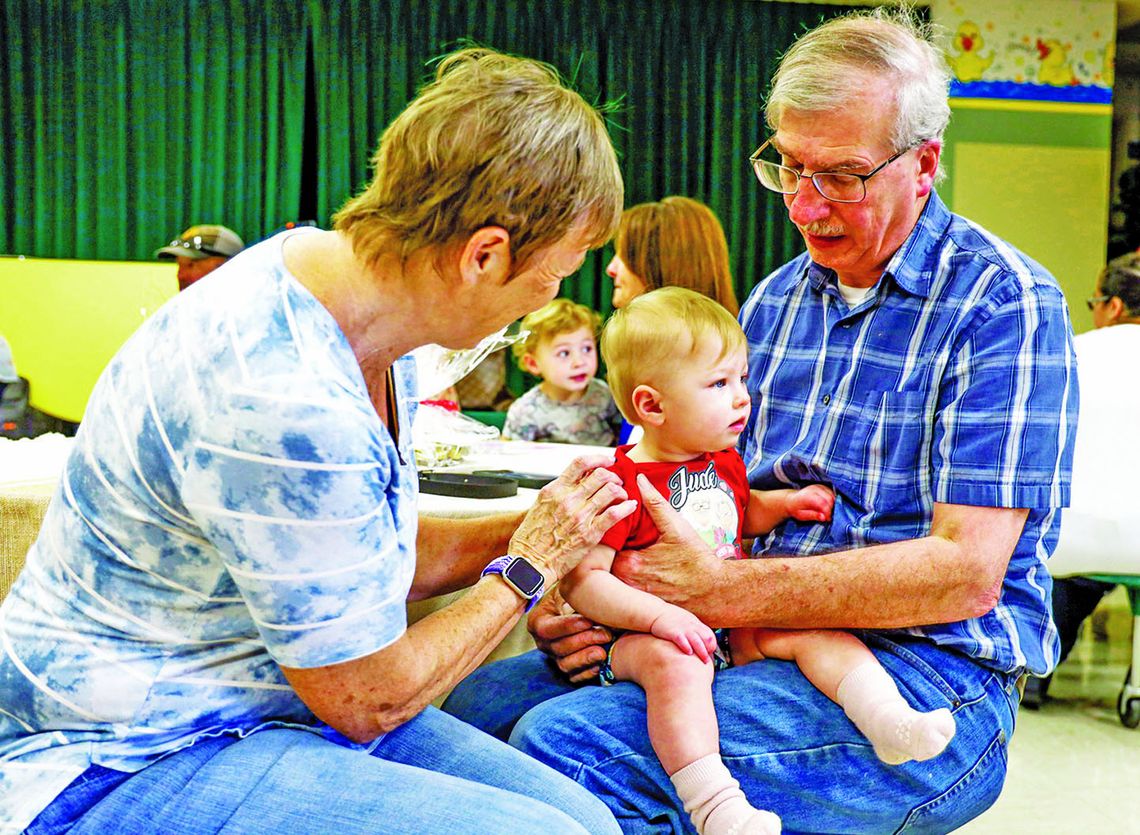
[502,298,622,446]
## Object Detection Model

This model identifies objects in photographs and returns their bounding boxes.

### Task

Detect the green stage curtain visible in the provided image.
[309,0,863,314]
[309,0,861,397]
[0,0,308,261]
[1,0,860,284]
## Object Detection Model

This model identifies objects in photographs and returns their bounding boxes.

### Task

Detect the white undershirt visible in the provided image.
[836,281,874,306]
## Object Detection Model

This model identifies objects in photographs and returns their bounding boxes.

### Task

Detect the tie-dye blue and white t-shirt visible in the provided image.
[0,228,420,830]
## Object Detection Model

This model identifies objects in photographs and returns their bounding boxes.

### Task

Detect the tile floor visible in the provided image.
[955,585,1140,834]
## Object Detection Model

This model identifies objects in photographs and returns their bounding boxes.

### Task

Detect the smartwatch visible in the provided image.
[481,555,545,612]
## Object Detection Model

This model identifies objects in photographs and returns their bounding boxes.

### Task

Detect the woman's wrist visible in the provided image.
[507,537,566,590]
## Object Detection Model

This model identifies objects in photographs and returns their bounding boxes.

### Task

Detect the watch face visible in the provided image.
[504,558,544,597]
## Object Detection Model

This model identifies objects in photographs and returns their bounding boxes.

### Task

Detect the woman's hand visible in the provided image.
[527,588,613,683]
[612,474,724,612]
[509,454,636,584]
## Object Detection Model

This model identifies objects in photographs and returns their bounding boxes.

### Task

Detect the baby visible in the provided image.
[560,287,956,835]
[502,298,622,446]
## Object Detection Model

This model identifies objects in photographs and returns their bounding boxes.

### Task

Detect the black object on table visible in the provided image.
[418,472,518,499]
[471,470,555,490]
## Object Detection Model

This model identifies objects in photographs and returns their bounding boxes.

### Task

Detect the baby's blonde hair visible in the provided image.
[601,286,746,422]
[513,298,602,366]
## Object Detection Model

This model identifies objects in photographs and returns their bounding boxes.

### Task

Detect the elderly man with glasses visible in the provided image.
[155,224,245,291]
[444,8,1077,834]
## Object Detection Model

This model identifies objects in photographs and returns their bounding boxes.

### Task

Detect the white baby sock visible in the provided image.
[670,753,782,835]
[836,661,956,765]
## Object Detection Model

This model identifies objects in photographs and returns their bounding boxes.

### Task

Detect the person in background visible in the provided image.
[3,47,632,834]
[502,298,622,446]
[1023,251,1140,707]
[559,287,953,835]
[606,195,739,315]
[0,335,25,437]
[444,9,1076,832]
[154,223,245,291]
[0,335,78,439]
[0,335,16,386]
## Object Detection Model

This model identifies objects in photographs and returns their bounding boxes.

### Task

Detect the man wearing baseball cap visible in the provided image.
[154,224,245,291]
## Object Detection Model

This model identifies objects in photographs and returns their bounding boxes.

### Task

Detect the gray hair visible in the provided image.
[1100,252,1140,315]
[765,6,951,180]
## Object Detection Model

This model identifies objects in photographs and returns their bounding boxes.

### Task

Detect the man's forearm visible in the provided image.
[411,511,526,600]
[691,534,997,629]
[622,503,1026,631]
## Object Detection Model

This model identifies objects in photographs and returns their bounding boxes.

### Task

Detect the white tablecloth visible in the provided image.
[417,440,612,517]
[0,433,72,496]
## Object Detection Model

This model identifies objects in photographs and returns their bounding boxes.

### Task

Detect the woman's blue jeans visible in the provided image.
[26,706,620,834]
[443,634,1020,834]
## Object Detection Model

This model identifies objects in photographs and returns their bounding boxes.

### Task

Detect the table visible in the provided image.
[416,440,613,517]
[0,434,70,599]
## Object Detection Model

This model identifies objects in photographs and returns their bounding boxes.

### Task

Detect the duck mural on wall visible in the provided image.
[949,21,994,82]
[1036,38,1076,86]
[934,0,1112,105]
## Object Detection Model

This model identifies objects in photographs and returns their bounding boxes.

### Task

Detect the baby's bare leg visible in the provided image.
[610,634,780,835]
[732,628,955,765]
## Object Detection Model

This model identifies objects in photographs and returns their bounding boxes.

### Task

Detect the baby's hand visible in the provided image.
[649,606,717,663]
[786,484,834,522]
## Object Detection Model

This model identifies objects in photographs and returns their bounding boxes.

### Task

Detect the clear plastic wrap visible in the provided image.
[412,403,500,468]
[409,326,528,467]
[410,326,526,400]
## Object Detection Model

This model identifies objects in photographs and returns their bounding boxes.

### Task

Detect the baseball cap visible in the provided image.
[154,225,245,261]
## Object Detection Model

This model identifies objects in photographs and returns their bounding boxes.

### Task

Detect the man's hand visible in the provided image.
[785,484,834,523]
[649,605,717,663]
[527,588,613,683]
[611,474,723,611]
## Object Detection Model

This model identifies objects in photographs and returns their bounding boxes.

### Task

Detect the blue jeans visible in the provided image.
[26,707,620,834]
[443,634,1019,834]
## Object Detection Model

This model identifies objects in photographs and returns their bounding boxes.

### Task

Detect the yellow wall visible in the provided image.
[0,257,177,422]
[949,133,1110,334]
[932,0,1116,334]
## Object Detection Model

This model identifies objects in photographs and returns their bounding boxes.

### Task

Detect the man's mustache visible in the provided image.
[799,222,845,237]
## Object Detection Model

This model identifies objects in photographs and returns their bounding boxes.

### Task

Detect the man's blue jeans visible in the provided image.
[443,634,1019,834]
[26,706,620,834]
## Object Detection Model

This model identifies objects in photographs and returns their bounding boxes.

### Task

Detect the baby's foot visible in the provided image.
[871,706,956,764]
[705,799,781,835]
[724,809,782,835]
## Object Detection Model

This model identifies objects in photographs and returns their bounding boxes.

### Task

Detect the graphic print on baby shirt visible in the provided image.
[665,460,743,559]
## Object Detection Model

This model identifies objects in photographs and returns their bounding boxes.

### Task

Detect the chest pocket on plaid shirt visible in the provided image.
[832,389,933,511]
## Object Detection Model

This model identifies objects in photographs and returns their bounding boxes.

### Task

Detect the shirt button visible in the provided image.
[822,394,831,405]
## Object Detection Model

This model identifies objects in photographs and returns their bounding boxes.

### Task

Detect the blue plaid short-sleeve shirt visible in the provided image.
[739,191,1078,677]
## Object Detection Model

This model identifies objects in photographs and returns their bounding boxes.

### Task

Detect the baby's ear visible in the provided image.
[521,353,541,376]
[631,384,664,427]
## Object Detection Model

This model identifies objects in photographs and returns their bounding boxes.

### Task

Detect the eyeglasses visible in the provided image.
[1086,295,1110,310]
[748,138,915,204]
[164,235,228,258]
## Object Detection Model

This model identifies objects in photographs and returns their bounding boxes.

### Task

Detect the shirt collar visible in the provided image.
[882,190,950,299]
[800,190,951,300]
